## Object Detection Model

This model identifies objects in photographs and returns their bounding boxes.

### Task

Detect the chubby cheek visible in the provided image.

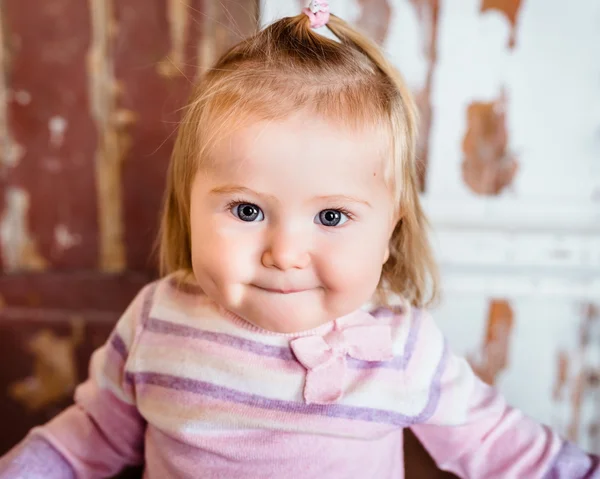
[317,237,385,303]
[190,222,258,291]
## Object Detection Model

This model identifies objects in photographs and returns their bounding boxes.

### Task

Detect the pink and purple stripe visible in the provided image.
[140,308,423,371]
[125,339,448,427]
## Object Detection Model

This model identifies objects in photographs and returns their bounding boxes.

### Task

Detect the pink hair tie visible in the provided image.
[302,0,330,29]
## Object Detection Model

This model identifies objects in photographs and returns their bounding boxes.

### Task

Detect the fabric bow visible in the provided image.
[290,316,393,404]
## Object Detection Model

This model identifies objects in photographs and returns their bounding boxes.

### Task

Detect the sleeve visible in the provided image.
[406,310,600,479]
[0,283,155,479]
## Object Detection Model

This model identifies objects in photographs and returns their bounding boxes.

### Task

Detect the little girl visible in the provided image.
[1,2,598,478]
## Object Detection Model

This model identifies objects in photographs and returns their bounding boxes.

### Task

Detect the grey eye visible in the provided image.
[316,209,348,227]
[233,203,264,222]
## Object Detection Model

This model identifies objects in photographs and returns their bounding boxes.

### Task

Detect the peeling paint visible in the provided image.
[461,90,519,196]
[553,304,600,450]
[88,0,129,272]
[0,6,9,169]
[0,188,48,272]
[198,0,217,76]
[158,0,191,78]
[553,351,569,401]
[8,319,84,412]
[13,89,32,105]
[409,0,440,192]
[195,0,250,78]
[469,299,514,385]
[54,224,82,251]
[48,115,68,148]
[112,108,138,129]
[355,0,392,45]
[0,8,25,172]
[480,0,523,49]
[569,370,585,441]
[573,304,600,447]
[1,142,26,169]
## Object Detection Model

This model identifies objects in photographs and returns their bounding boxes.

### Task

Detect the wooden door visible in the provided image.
[0,0,258,458]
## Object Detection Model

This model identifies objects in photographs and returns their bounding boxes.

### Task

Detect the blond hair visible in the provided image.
[159,13,439,308]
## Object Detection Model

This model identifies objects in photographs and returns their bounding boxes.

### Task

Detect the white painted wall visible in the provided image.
[262,0,600,450]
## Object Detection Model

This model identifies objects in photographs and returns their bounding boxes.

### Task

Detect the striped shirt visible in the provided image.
[1,272,598,478]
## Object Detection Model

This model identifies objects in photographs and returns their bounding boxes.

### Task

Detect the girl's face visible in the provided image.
[189,112,398,333]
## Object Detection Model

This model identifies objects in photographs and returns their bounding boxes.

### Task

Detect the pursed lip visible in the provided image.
[253,285,310,294]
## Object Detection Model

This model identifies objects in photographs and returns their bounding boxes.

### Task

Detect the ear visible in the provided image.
[382,245,390,264]
[383,214,402,265]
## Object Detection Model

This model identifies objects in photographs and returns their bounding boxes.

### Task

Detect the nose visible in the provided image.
[261,226,310,271]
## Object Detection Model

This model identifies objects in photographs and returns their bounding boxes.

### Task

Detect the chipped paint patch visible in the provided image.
[48,115,68,148]
[88,0,128,271]
[13,89,32,105]
[9,319,84,412]
[2,142,26,169]
[0,188,48,271]
[53,224,82,251]
[409,0,440,191]
[0,9,26,172]
[552,304,600,451]
[355,0,392,45]
[469,299,514,385]
[553,350,569,401]
[480,0,523,49]
[198,0,217,76]
[461,90,519,196]
[158,0,191,78]
[574,304,600,447]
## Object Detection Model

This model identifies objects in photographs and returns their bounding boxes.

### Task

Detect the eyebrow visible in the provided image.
[209,185,278,202]
[209,185,372,208]
[315,195,372,208]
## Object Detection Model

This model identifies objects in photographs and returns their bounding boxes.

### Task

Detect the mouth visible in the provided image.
[253,285,310,295]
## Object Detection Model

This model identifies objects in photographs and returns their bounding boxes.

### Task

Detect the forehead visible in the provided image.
[206,112,390,196]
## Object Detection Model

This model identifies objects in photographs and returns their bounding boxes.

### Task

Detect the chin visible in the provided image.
[250,308,331,334]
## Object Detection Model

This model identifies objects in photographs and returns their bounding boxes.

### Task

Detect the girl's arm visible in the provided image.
[0,285,153,479]
[407,310,600,478]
